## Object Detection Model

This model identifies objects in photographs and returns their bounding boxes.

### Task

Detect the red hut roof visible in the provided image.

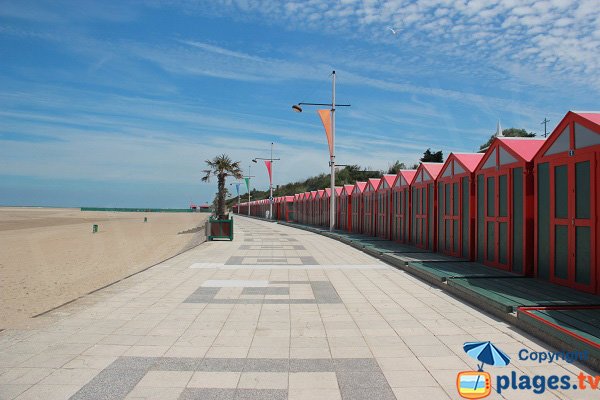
[335,187,343,196]
[342,184,354,195]
[285,196,294,202]
[324,188,331,197]
[453,153,485,172]
[478,137,546,171]
[574,111,600,127]
[412,163,443,184]
[353,181,367,194]
[317,189,325,198]
[393,170,417,188]
[365,178,381,192]
[377,174,397,190]
[497,137,546,162]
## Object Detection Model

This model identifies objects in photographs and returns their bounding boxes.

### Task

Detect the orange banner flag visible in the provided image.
[317,109,333,157]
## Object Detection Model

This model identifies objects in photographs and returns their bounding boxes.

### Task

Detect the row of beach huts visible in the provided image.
[233,111,600,296]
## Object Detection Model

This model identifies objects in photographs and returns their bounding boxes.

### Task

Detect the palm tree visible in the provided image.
[202,154,243,219]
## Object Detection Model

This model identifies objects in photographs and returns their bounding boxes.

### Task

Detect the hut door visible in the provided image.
[551,154,596,292]
[484,172,510,270]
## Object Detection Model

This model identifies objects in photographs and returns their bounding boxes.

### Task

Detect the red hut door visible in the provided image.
[483,170,510,270]
[550,153,596,293]
[412,186,428,248]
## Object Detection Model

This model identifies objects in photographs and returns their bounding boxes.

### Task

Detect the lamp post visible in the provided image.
[252,142,281,220]
[292,70,350,231]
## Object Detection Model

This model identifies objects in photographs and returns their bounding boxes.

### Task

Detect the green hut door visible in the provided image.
[550,153,596,293]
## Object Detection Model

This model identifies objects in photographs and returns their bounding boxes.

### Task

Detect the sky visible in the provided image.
[1,0,598,208]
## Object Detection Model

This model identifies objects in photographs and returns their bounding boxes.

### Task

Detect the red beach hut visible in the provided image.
[362,178,380,237]
[437,153,484,260]
[376,175,397,239]
[333,187,343,229]
[309,191,318,225]
[316,189,325,226]
[391,170,417,243]
[338,185,354,232]
[410,163,444,250]
[534,111,599,294]
[475,137,545,273]
[351,182,367,233]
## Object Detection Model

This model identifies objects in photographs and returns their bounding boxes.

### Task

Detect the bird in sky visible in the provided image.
[387,27,399,35]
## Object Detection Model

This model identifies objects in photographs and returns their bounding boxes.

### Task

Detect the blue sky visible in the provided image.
[1,0,598,207]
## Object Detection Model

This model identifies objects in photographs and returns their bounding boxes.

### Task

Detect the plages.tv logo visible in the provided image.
[456,341,511,399]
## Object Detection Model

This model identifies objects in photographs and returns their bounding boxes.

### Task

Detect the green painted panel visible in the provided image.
[499,174,507,217]
[554,164,568,219]
[453,220,459,252]
[575,226,591,285]
[445,221,451,251]
[445,182,451,214]
[477,174,485,262]
[412,188,417,242]
[513,167,523,274]
[461,177,469,258]
[428,184,434,249]
[575,160,590,219]
[438,183,444,248]
[537,163,550,279]
[554,225,569,279]
[487,222,495,262]
[487,176,495,217]
[453,182,459,216]
[499,222,508,265]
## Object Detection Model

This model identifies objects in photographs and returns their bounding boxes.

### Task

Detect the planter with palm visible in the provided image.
[202,154,243,219]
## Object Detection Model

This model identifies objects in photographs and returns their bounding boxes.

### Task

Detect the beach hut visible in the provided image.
[362,178,380,237]
[475,137,545,274]
[391,170,417,243]
[307,191,317,225]
[351,182,367,233]
[534,111,600,294]
[321,188,332,227]
[437,153,484,260]
[376,175,397,239]
[281,196,295,222]
[338,185,354,232]
[334,187,343,229]
[293,194,300,222]
[300,192,310,224]
[316,189,325,226]
[410,163,444,250]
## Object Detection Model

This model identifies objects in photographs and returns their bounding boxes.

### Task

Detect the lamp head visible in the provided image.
[252,159,257,163]
[292,104,303,113]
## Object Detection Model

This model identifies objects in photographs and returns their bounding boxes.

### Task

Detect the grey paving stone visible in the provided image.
[179,388,236,400]
[340,386,396,400]
[310,282,342,304]
[235,389,287,400]
[336,371,389,389]
[270,281,312,284]
[151,357,204,371]
[289,359,335,372]
[70,357,154,400]
[300,256,319,265]
[243,359,289,372]
[225,256,245,265]
[334,358,380,372]
[242,288,289,295]
[199,358,246,372]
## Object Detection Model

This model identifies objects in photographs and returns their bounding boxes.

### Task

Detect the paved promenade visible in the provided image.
[0,217,596,400]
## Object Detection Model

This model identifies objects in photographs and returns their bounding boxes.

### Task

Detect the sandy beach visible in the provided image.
[0,207,208,329]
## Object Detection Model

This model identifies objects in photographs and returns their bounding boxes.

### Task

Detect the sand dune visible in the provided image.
[0,207,208,329]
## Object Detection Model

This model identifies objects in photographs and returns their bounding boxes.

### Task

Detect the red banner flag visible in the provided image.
[317,109,333,157]
[264,160,272,185]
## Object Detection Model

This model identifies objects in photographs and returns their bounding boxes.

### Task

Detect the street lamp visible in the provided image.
[292,70,350,231]
[252,142,281,220]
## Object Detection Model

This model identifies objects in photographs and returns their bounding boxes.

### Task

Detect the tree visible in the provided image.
[420,148,443,163]
[387,160,406,174]
[479,128,536,151]
[202,154,243,218]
